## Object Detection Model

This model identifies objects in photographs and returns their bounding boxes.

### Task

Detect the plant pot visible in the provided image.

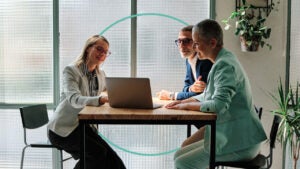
[240,36,259,52]
[285,139,300,169]
[246,0,268,7]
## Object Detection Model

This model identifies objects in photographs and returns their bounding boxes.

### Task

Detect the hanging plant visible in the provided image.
[222,1,273,51]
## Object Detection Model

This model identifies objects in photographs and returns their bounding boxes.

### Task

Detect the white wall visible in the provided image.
[215,1,287,169]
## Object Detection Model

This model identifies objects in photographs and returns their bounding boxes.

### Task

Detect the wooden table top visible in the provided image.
[78,99,216,121]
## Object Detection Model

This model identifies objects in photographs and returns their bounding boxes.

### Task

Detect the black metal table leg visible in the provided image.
[209,120,216,169]
[80,122,86,169]
[187,124,191,137]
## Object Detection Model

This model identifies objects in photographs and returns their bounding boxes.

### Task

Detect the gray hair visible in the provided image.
[193,19,223,47]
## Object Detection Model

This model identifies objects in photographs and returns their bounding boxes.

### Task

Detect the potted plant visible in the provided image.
[270,79,300,169]
[222,2,272,51]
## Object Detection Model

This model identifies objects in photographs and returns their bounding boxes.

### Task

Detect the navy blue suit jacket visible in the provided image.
[176,59,213,100]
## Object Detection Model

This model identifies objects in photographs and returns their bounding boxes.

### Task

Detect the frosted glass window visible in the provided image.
[59,0,131,84]
[288,2,300,169]
[0,0,53,104]
[137,0,209,94]
[0,1,210,169]
[59,0,209,95]
[0,109,66,169]
[59,1,209,169]
[290,0,300,88]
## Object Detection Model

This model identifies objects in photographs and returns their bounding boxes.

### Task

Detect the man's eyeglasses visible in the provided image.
[174,38,193,46]
[94,46,111,56]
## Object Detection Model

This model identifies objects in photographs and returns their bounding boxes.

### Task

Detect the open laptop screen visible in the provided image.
[105,77,162,109]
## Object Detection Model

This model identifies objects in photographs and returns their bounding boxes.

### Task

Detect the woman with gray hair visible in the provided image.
[166,19,267,169]
[48,35,126,169]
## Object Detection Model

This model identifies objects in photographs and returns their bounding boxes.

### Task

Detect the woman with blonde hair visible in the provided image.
[48,35,126,169]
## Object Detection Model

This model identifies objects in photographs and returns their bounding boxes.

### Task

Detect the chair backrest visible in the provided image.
[269,115,281,149]
[254,106,263,119]
[20,104,49,129]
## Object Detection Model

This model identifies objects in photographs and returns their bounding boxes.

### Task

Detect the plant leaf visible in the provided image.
[224,24,231,30]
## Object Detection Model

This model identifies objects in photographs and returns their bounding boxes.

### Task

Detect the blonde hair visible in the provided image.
[74,35,110,70]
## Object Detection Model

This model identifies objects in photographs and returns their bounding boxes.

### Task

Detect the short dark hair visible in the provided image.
[193,19,223,47]
[181,25,193,32]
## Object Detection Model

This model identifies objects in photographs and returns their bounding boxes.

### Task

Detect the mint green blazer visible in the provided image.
[194,48,267,155]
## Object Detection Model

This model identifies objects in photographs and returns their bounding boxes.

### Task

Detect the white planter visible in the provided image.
[240,36,259,52]
[285,144,300,169]
[284,113,300,169]
[246,0,268,7]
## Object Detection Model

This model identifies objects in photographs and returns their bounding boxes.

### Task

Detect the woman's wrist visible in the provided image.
[98,96,103,105]
[169,92,175,100]
[186,102,201,111]
[98,96,108,105]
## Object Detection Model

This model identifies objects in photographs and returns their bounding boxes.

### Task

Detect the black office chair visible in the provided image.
[19,104,71,169]
[215,115,281,169]
[255,106,263,119]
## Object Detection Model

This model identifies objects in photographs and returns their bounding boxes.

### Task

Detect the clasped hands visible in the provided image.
[156,76,206,100]
[189,76,206,93]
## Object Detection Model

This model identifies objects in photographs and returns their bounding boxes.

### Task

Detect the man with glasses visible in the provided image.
[157,25,213,101]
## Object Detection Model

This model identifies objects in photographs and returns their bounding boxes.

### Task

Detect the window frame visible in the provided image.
[0,0,215,108]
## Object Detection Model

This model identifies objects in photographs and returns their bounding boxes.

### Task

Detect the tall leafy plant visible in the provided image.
[270,79,300,169]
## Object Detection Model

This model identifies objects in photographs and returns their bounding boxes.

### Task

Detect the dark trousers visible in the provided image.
[49,126,126,169]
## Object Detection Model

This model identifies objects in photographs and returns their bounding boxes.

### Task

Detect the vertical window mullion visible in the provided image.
[289,0,300,92]
[53,0,60,108]
[131,0,137,77]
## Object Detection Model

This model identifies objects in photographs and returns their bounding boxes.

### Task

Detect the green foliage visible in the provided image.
[222,4,272,50]
[270,79,300,168]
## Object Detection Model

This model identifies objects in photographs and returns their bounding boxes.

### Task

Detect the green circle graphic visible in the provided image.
[98,13,188,156]
[98,132,179,156]
[99,12,189,35]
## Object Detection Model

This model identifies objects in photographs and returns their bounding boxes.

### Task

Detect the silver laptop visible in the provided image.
[105,77,163,109]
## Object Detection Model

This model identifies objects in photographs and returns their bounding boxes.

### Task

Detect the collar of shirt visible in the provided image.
[80,63,97,78]
[187,53,198,65]
[79,63,99,96]
[187,54,198,80]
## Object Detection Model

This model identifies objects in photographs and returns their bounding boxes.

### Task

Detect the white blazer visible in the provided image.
[48,64,106,137]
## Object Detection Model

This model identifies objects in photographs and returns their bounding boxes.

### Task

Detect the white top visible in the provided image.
[187,54,198,81]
